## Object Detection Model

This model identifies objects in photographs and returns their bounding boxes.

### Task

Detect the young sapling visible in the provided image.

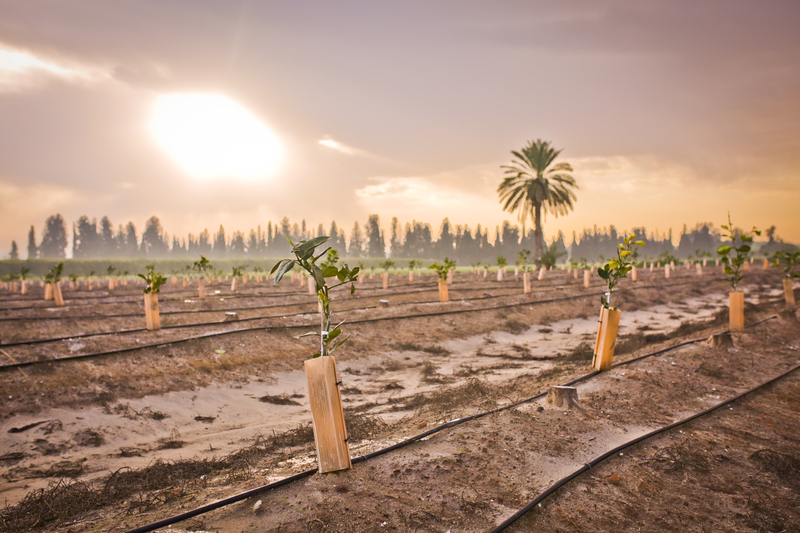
[429,258,456,302]
[496,255,507,281]
[139,265,167,330]
[192,256,213,298]
[592,233,645,371]
[44,263,65,306]
[272,235,359,473]
[230,265,248,292]
[379,260,395,289]
[772,249,799,310]
[716,214,760,331]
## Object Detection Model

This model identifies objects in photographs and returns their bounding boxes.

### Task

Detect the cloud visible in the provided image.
[0,44,110,91]
[319,138,356,155]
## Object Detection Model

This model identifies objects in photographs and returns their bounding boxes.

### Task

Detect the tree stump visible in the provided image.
[379,299,389,308]
[546,386,596,419]
[706,333,733,348]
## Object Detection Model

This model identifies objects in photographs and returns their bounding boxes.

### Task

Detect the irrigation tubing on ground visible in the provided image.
[0,278,716,370]
[487,354,800,532]
[123,312,783,533]
[0,277,607,346]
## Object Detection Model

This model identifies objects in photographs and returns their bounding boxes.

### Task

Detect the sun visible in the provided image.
[150,93,282,181]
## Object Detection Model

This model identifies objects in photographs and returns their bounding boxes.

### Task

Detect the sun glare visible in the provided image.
[151,93,282,181]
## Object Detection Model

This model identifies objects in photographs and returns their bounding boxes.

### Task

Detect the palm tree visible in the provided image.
[498,139,578,266]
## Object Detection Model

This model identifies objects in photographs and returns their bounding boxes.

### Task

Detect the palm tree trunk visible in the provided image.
[534,203,543,267]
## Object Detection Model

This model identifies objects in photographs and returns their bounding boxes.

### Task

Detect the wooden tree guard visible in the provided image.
[144,293,161,331]
[763,259,769,270]
[409,270,414,282]
[382,272,389,290]
[514,266,519,277]
[171,276,178,285]
[523,271,531,294]
[729,291,744,332]
[631,266,638,282]
[438,279,449,302]
[243,274,248,284]
[573,269,578,280]
[52,283,65,307]
[583,270,590,288]
[592,306,621,371]
[109,278,115,291]
[304,356,351,473]
[497,269,503,282]
[198,279,206,299]
[538,267,546,281]
[784,278,796,310]
[44,283,53,301]
[696,264,703,275]
[743,261,750,271]
[447,269,454,285]
[358,273,364,284]
[483,269,488,279]
[88,279,93,291]
[21,280,27,295]
[231,277,238,292]
[183,277,188,288]
[664,265,670,279]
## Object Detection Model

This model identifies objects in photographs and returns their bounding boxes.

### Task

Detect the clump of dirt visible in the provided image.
[72,429,104,447]
[258,393,302,405]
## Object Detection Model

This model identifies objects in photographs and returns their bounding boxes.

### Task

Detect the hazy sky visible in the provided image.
[1,0,799,256]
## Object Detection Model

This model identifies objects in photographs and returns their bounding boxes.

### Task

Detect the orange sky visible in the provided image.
[0,1,798,255]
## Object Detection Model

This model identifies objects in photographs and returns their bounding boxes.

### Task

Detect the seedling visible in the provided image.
[408,259,419,271]
[430,258,457,280]
[68,274,79,283]
[107,266,116,277]
[45,263,64,284]
[496,256,507,268]
[139,265,167,294]
[192,256,212,277]
[19,267,29,280]
[716,213,760,290]
[773,249,800,279]
[517,250,531,271]
[271,236,359,358]
[380,260,395,272]
[597,232,645,308]
[231,265,248,278]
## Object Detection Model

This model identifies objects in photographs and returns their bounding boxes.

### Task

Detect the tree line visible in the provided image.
[10,213,790,263]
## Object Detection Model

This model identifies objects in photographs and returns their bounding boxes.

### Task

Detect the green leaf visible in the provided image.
[738,245,751,253]
[634,241,645,247]
[295,236,329,255]
[717,245,731,256]
[620,250,631,258]
[312,265,325,289]
[323,266,338,278]
[273,260,295,284]
[296,331,320,338]
[597,268,609,280]
[328,328,341,342]
[618,243,625,250]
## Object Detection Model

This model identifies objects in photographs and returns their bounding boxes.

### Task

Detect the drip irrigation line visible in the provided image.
[488,353,799,532]
[124,312,783,533]
[0,278,714,369]
[0,279,601,346]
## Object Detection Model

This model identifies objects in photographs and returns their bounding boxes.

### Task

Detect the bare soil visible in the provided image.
[0,267,797,532]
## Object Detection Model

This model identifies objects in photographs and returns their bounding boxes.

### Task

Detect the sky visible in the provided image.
[0,0,799,256]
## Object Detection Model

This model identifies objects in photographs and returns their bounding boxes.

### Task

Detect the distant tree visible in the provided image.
[73,215,99,258]
[246,230,258,255]
[197,229,211,255]
[498,139,578,266]
[39,214,68,258]
[365,215,385,257]
[27,225,38,259]
[141,216,169,257]
[213,225,227,257]
[9,240,18,259]
[329,221,345,255]
[124,222,139,257]
[230,231,246,256]
[390,217,402,257]
[100,216,116,256]
[349,221,364,257]
[436,218,455,257]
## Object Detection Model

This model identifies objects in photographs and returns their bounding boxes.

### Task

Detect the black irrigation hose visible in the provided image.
[488,344,796,532]
[124,311,784,533]
[0,278,602,346]
[0,278,713,370]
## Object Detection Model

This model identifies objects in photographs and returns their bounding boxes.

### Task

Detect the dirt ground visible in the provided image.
[0,267,797,532]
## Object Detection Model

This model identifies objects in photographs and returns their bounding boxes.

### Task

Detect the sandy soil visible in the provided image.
[0,267,797,532]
